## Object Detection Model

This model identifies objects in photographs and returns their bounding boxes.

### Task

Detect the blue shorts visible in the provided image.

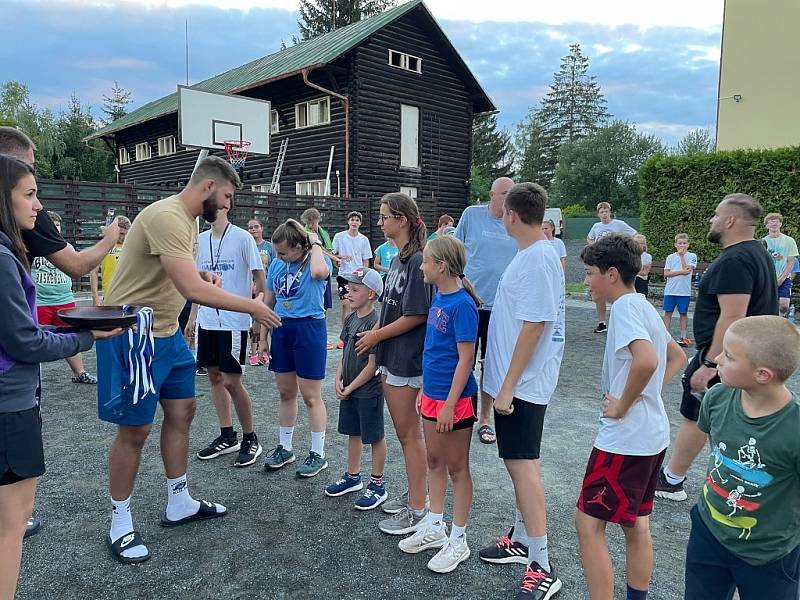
[269,317,327,380]
[778,278,792,299]
[97,330,196,426]
[663,295,691,315]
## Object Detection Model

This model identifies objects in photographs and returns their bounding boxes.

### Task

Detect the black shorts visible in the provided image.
[178,303,192,333]
[336,275,350,300]
[679,347,720,422]
[494,399,547,460]
[635,277,649,297]
[473,309,492,365]
[196,327,248,374]
[324,277,333,310]
[338,394,385,444]
[0,406,45,486]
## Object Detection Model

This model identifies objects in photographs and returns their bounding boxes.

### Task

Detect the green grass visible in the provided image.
[566,282,586,294]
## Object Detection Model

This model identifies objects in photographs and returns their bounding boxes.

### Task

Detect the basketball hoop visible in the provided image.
[223,139,251,171]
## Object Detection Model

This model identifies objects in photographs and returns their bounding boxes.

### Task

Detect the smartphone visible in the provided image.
[105,208,115,226]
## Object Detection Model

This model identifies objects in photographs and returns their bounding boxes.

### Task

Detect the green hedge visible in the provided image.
[639,147,800,262]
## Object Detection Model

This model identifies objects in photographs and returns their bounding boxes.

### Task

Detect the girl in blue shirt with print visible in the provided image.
[264,219,332,478]
[397,235,481,574]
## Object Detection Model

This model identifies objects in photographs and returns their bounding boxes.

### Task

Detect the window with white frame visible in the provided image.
[135,142,152,161]
[118,147,130,165]
[158,135,176,156]
[388,49,422,74]
[295,97,330,129]
[296,179,328,196]
[400,186,418,199]
[400,104,420,168]
[270,110,280,134]
[251,184,278,193]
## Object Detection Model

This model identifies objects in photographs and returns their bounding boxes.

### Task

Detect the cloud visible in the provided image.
[76,57,156,70]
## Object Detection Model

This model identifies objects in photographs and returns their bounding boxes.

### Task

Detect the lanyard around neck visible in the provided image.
[209,224,231,272]
[282,252,311,297]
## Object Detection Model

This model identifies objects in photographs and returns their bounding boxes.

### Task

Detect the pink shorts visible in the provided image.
[419,392,477,430]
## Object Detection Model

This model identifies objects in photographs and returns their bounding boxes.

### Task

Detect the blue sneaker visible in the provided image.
[325,472,363,496]
[354,482,388,511]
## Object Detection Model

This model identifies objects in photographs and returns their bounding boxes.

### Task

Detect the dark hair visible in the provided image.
[0,155,36,270]
[380,192,426,263]
[722,193,762,226]
[347,211,362,221]
[580,233,641,286]
[0,127,36,160]
[248,217,263,227]
[272,218,311,252]
[505,182,547,225]
[188,156,241,190]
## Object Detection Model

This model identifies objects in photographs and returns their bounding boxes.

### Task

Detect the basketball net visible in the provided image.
[223,140,251,171]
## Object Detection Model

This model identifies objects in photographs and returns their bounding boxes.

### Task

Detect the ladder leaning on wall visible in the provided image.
[269,137,289,194]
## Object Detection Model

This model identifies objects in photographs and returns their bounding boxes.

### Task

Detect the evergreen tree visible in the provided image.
[675,128,714,155]
[471,113,514,184]
[101,81,132,125]
[297,0,397,40]
[54,94,114,181]
[514,108,554,189]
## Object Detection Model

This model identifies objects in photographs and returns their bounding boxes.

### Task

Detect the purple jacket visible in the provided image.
[0,232,93,413]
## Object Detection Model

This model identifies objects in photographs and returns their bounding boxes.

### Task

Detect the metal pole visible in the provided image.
[191,149,209,233]
[324,145,334,196]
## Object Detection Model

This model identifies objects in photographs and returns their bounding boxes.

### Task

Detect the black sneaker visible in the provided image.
[196,433,240,460]
[196,366,207,376]
[655,468,687,501]
[234,436,263,467]
[479,527,528,565]
[593,322,607,333]
[515,562,562,599]
[24,514,43,539]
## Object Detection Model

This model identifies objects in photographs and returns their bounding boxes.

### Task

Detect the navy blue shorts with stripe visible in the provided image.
[268,317,327,380]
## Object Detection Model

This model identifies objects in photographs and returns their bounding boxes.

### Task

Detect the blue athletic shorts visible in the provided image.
[663,295,690,315]
[97,330,196,426]
[778,278,792,299]
[269,317,327,380]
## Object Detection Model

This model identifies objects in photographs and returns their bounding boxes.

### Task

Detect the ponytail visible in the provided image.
[272,218,311,253]
[460,276,483,309]
[425,236,483,308]
[380,192,427,263]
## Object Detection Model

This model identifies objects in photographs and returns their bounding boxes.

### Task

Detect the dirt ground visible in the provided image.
[17,295,800,600]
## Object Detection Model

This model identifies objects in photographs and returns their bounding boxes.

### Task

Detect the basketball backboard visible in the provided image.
[178,86,270,155]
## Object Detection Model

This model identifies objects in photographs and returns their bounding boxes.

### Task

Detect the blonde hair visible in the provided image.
[728,316,800,382]
[764,212,783,225]
[271,218,311,252]
[675,233,689,242]
[596,202,611,212]
[425,236,482,307]
[633,233,646,243]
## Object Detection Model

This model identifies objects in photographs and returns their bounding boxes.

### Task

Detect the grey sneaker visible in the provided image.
[382,489,409,514]
[72,371,97,384]
[379,506,428,536]
[398,520,448,554]
[428,534,471,573]
[296,451,328,478]
[263,445,296,470]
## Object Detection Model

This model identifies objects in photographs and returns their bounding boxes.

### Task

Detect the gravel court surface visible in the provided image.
[17,298,799,600]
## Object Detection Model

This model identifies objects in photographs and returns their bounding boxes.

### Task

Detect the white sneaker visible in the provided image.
[398,521,448,554]
[428,534,471,573]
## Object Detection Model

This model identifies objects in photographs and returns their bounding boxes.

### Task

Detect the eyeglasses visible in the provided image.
[377,214,401,223]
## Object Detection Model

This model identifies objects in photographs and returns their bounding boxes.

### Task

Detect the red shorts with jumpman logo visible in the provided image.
[577,447,666,527]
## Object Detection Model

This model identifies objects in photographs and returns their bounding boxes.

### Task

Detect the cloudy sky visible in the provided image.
[2,0,723,146]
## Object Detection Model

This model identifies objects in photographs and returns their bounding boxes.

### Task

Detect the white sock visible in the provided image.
[166,474,201,521]
[280,426,294,451]
[450,523,466,539]
[427,511,444,528]
[311,430,326,457]
[664,465,685,485]
[511,509,528,543]
[527,534,550,572]
[110,496,148,559]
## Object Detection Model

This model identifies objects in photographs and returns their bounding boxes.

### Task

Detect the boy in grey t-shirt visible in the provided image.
[324,268,389,511]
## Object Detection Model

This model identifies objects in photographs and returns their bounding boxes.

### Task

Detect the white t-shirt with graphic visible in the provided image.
[483,240,565,405]
[664,251,698,296]
[332,231,372,276]
[587,219,636,241]
[595,292,671,456]
[196,224,263,331]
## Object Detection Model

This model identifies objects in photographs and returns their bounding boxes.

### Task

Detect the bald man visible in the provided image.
[454,177,518,445]
[656,194,778,502]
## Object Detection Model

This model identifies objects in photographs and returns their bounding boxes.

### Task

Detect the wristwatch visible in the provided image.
[311,240,323,247]
[702,358,718,369]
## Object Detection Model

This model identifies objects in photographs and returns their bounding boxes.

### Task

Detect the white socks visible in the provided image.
[110,496,148,559]
[450,524,466,540]
[280,426,294,451]
[427,511,444,528]
[311,430,326,457]
[664,465,685,485]
[512,509,528,543]
[166,474,201,522]
[527,534,550,572]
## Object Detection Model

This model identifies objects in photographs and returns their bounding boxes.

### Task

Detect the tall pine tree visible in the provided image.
[471,113,514,183]
[297,0,397,40]
[101,82,132,125]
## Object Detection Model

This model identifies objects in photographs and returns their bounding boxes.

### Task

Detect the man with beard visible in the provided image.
[656,194,777,502]
[97,156,281,564]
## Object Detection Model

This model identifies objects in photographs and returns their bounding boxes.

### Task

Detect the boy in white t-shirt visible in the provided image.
[332,211,372,327]
[479,182,566,600]
[577,234,686,600]
[662,233,698,347]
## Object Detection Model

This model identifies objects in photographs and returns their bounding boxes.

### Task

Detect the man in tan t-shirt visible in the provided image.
[97,156,280,564]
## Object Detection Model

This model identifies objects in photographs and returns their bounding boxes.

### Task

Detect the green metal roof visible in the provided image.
[88,0,494,141]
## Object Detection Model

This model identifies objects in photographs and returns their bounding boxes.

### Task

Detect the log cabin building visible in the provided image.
[86,0,495,220]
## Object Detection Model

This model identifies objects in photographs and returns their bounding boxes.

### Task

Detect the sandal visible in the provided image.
[478,424,496,444]
[107,531,151,564]
[160,500,227,528]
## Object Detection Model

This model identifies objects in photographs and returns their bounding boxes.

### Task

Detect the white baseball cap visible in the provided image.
[342,267,384,296]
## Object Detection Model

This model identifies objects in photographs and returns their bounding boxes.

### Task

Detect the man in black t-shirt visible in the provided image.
[656,193,778,502]
[0,127,121,538]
